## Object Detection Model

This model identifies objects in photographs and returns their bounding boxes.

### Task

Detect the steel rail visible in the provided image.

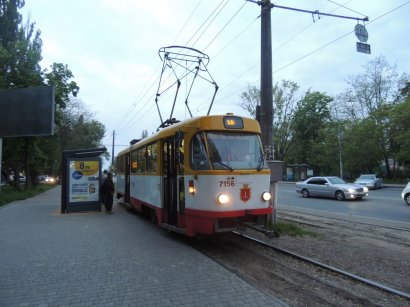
[279,209,410,233]
[232,231,410,300]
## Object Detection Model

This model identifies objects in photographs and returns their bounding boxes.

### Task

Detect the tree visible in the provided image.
[391,88,410,174]
[338,56,408,177]
[272,80,300,161]
[238,80,300,161]
[239,84,260,119]
[288,91,332,172]
[44,63,79,109]
[0,0,43,88]
[1,0,105,182]
[342,119,383,178]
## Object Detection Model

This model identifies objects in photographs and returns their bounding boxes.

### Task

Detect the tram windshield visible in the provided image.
[190,132,267,170]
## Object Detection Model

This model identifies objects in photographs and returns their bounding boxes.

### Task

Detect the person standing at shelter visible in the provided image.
[101,173,115,213]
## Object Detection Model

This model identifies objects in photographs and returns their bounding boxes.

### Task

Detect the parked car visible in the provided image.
[401,182,410,206]
[296,176,368,201]
[354,174,383,189]
[44,176,55,184]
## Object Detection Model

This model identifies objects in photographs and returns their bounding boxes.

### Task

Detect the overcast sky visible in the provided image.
[21,0,410,167]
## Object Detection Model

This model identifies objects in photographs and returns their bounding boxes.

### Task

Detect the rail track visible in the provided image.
[232,230,410,301]
[277,209,410,248]
[279,209,410,232]
[190,228,410,306]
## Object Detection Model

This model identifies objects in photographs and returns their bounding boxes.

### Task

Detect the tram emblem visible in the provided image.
[240,184,251,202]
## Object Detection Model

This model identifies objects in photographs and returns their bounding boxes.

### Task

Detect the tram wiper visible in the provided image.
[213,160,233,171]
[256,153,264,171]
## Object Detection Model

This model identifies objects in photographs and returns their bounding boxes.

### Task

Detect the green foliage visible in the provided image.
[391,95,410,170]
[239,84,260,118]
[342,119,382,176]
[44,63,79,109]
[0,0,43,88]
[0,0,106,179]
[237,56,410,178]
[266,221,319,237]
[239,80,301,161]
[288,91,332,167]
[0,184,55,207]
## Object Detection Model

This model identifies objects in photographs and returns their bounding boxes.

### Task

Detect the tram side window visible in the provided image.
[146,143,158,173]
[190,133,210,170]
[117,156,125,173]
[137,148,146,173]
[130,150,138,173]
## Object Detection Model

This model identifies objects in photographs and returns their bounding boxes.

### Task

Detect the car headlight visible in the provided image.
[216,193,230,204]
[363,187,368,192]
[262,191,271,201]
[348,188,355,193]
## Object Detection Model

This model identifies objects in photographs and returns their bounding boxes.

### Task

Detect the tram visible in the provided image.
[115,114,272,236]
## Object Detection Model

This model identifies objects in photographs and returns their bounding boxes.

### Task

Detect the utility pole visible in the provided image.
[111,130,115,170]
[260,0,274,159]
[247,0,369,227]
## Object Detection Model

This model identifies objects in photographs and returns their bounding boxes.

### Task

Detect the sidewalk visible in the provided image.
[0,186,287,306]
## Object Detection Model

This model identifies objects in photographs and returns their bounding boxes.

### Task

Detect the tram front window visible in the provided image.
[206,132,266,170]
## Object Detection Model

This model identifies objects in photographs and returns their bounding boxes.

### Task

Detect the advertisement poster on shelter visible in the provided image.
[68,159,100,203]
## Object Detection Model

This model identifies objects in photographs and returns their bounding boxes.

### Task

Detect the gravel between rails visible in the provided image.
[190,210,410,306]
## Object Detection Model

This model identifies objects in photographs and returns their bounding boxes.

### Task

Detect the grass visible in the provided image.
[266,221,319,237]
[0,184,56,208]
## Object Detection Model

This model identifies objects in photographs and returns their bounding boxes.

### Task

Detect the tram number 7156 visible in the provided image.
[219,177,235,187]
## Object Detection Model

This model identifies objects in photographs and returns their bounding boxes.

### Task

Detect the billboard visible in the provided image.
[68,159,101,203]
[0,86,55,137]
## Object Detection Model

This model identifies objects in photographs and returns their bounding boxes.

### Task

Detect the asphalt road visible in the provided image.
[277,182,410,224]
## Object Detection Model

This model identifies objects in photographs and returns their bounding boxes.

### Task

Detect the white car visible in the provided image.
[401,182,410,206]
[354,174,383,189]
[296,176,368,201]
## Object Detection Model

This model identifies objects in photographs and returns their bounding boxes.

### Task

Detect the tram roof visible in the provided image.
[117,114,261,156]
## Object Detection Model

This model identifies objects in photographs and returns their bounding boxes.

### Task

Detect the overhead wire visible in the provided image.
[125,0,229,134]
[114,1,209,137]
[140,0,233,126]
[184,0,228,47]
[326,0,367,17]
[114,0,410,138]
[203,0,248,51]
[194,0,410,114]
[193,0,355,114]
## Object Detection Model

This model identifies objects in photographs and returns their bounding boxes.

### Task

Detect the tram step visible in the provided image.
[160,223,187,235]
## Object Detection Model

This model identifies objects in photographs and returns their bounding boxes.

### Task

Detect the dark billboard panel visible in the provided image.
[0,86,55,137]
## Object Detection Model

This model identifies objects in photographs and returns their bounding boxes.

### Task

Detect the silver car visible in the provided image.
[296,176,369,201]
[354,174,383,189]
[401,182,410,206]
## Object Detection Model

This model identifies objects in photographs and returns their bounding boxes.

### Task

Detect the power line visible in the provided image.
[114,1,215,136]
[326,0,367,17]
[184,0,228,47]
[202,1,410,110]
[117,0,241,133]
[203,0,248,51]
[172,0,203,45]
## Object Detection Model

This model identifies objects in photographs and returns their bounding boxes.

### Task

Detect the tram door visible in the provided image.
[124,153,130,204]
[163,137,177,225]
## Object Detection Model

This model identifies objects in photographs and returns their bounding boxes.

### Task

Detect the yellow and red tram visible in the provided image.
[115,114,272,236]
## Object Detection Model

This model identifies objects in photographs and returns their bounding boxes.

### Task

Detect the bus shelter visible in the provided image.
[61,147,106,213]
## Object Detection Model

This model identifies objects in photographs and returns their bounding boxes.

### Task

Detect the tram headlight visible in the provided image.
[216,193,230,204]
[262,191,271,202]
[188,180,195,195]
